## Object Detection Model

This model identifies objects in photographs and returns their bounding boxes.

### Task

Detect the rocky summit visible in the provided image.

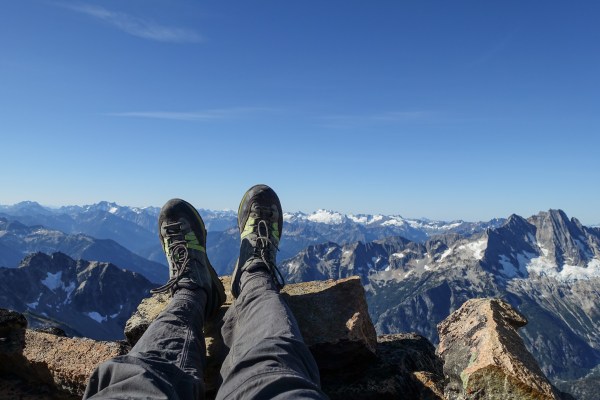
[1,281,565,400]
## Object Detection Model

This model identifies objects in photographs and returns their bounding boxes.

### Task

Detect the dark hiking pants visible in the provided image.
[83,265,327,399]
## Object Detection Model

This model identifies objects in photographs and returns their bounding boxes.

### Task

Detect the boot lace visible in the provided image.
[151,221,190,294]
[255,218,285,290]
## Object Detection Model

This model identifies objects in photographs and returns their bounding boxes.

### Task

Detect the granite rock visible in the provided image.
[437,298,564,400]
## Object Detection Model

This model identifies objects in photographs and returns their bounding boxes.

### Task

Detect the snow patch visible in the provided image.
[348,215,368,224]
[41,272,63,291]
[406,219,425,229]
[325,246,337,256]
[286,261,302,274]
[499,255,518,278]
[527,257,600,281]
[560,261,600,280]
[538,242,550,257]
[439,248,452,261]
[391,252,405,259]
[371,215,384,223]
[307,210,344,224]
[458,238,487,260]
[85,311,107,323]
[381,216,407,227]
[26,294,42,309]
[110,305,123,319]
[62,281,76,304]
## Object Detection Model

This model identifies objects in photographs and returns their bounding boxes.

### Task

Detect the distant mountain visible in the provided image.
[1,201,159,256]
[0,201,504,275]
[0,217,167,283]
[279,209,600,400]
[0,252,154,340]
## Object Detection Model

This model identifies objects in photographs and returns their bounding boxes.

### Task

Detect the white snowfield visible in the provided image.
[282,209,473,232]
[457,238,487,261]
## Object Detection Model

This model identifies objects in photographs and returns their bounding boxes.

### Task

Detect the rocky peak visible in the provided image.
[92,201,118,212]
[505,213,531,230]
[1,201,51,216]
[481,214,538,278]
[19,252,76,272]
[528,209,595,267]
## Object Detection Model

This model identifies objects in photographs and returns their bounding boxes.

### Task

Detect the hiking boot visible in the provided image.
[231,184,285,298]
[151,198,225,317]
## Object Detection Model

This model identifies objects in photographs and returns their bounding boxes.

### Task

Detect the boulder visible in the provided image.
[322,333,445,400]
[125,276,378,373]
[437,298,563,400]
[281,277,377,369]
[0,308,27,356]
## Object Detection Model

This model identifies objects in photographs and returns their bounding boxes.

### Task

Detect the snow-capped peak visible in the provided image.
[307,209,345,224]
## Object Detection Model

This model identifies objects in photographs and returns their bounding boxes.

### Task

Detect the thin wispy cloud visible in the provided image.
[320,110,434,129]
[108,107,274,121]
[60,3,203,43]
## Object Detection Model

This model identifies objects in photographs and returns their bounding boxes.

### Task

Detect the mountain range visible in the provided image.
[0,216,167,283]
[0,201,504,275]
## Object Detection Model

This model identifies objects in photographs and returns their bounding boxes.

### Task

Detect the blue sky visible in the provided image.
[1,1,599,224]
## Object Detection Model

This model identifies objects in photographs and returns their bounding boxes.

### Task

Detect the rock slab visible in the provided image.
[1,308,127,397]
[20,331,128,395]
[437,298,562,400]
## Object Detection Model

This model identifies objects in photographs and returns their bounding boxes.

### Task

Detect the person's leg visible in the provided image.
[83,288,207,400]
[84,199,226,400]
[218,266,326,400]
[217,185,327,400]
